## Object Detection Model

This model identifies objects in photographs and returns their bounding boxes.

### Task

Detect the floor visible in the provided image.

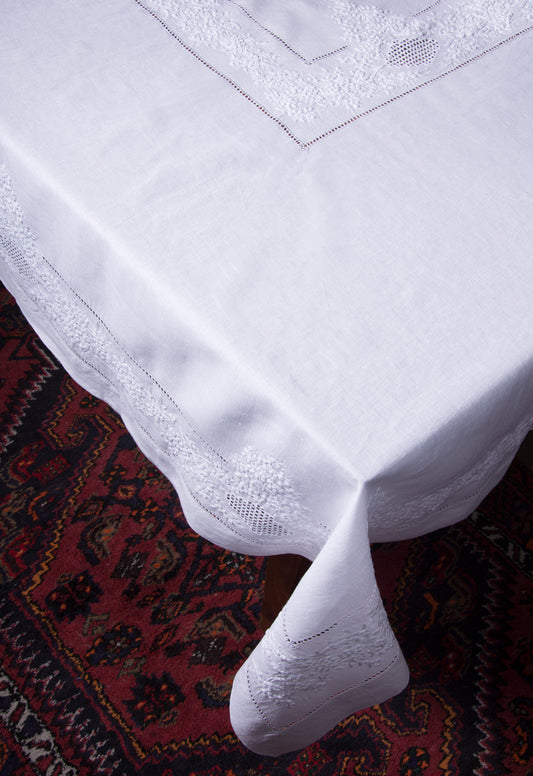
[517,431,533,468]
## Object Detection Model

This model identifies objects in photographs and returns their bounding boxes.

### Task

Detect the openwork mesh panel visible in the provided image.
[226,494,288,537]
[388,37,439,67]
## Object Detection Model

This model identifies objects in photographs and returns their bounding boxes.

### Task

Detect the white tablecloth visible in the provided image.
[1,0,532,755]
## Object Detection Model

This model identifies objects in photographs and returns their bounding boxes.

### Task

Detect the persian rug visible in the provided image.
[0,281,532,776]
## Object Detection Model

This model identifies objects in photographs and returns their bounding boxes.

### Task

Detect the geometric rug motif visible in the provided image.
[0,282,532,775]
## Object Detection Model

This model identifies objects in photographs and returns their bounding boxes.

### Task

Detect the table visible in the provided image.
[1,0,532,756]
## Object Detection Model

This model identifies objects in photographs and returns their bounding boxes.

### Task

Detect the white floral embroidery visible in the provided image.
[368,412,533,536]
[138,0,533,126]
[0,165,328,556]
[249,586,396,710]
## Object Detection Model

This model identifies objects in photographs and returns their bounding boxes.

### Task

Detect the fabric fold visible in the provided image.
[230,487,409,754]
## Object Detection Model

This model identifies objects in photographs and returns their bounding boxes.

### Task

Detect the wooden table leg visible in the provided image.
[259,554,312,631]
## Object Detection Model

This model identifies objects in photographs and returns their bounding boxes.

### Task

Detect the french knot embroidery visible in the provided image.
[0,165,328,555]
[245,586,396,718]
[139,0,533,124]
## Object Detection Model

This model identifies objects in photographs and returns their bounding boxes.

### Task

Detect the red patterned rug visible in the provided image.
[1,281,532,776]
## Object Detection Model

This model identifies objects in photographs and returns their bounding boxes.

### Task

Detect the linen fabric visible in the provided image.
[1,0,532,755]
